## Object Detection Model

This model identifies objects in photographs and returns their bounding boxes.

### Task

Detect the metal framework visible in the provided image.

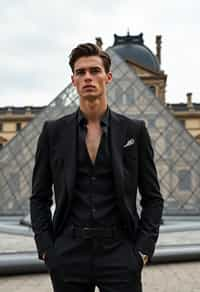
[0,48,199,215]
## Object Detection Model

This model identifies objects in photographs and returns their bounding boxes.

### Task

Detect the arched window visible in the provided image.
[149,85,156,95]
[179,119,185,127]
[0,136,7,147]
[16,122,22,131]
[195,134,200,144]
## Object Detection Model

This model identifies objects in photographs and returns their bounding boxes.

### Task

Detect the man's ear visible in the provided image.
[106,72,112,84]
[71,75,75,86]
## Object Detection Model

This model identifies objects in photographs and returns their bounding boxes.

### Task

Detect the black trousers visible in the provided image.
[44,225,143,292]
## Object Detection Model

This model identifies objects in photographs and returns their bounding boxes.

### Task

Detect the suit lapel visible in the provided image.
[60,111,77,203]
[110,110,136,229]
[60,109,129,206]
[110,110,126,199]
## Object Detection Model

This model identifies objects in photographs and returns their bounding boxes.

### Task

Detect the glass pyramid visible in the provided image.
[0,48,199,216]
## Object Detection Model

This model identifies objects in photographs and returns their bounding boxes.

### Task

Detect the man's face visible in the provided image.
[71,56,112,101]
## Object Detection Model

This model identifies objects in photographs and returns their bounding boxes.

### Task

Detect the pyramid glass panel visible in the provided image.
[0,48,200,216]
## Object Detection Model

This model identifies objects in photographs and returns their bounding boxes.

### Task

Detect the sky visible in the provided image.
[1,0,200,106]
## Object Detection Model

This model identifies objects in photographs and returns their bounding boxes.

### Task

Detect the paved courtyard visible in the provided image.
[0,225,200,291]
[0,262,200,292]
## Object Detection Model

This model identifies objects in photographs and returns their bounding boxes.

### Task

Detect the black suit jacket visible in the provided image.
[30,109,164,260]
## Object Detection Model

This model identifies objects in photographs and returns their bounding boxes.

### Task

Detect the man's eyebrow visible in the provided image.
[75,68,85,72]
[75,66,102,71]
[90,66,102,70]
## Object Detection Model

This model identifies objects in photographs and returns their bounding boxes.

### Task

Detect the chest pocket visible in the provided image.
[123,144,138,169]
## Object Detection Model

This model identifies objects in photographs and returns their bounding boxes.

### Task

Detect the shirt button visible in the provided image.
[91,176,96,181]
[92,208,96,214]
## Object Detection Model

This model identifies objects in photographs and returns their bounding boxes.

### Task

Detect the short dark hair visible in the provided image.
[69,43,111,73]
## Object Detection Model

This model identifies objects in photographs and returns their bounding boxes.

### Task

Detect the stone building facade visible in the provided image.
[0,33,199,147]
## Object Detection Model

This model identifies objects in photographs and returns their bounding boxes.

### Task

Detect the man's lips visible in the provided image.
[83,85,96,89]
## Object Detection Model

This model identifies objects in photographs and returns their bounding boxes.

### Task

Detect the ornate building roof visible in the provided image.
[0,106,46,115]
[166,103,200,112]
[111,33,160,72]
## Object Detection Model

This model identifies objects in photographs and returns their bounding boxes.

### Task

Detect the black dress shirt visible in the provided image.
[67,107,122,227]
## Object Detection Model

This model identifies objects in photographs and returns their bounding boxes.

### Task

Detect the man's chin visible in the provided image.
[82,94,99,101]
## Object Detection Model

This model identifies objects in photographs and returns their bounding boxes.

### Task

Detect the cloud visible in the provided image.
[0,0,200,106]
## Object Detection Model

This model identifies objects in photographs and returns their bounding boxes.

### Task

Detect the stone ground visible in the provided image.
[0,227,200,291]
[0,262,200,292]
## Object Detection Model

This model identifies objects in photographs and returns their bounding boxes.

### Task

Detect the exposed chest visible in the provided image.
[85,125,103,163]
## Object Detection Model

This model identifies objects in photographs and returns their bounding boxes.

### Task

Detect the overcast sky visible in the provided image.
[1,0,200,106]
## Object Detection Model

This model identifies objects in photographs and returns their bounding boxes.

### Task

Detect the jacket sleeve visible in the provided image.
[30,121,54,260]
[135,120,164,259]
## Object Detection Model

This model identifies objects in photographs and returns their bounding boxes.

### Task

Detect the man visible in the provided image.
[30,43,163,292]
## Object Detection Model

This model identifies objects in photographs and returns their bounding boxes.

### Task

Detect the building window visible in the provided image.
[178,170,191,191]
[149,85,156,95]
[179,119,185,127]
[195,134,200,144]
[16,122,22,131]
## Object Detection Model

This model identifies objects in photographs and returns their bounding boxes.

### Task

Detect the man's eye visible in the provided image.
[76,70,85,76]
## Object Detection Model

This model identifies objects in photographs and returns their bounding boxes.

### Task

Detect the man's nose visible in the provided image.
[84,71,92,80]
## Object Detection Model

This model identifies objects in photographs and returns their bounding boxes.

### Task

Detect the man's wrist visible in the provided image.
[42,252,47,261]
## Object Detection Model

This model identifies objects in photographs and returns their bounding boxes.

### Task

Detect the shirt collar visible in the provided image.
[77,106,110,129]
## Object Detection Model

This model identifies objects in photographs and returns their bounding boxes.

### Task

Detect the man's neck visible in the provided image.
[80,100,108,123]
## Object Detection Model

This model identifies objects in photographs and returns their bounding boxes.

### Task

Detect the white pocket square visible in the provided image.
[123,138,135,148]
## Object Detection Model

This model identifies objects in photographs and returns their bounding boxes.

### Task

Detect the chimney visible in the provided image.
[156,35,162,65]
[95,37,103,48]
[187,92,194,110]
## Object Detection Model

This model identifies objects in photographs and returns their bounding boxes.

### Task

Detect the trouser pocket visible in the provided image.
[126,240,144,272]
